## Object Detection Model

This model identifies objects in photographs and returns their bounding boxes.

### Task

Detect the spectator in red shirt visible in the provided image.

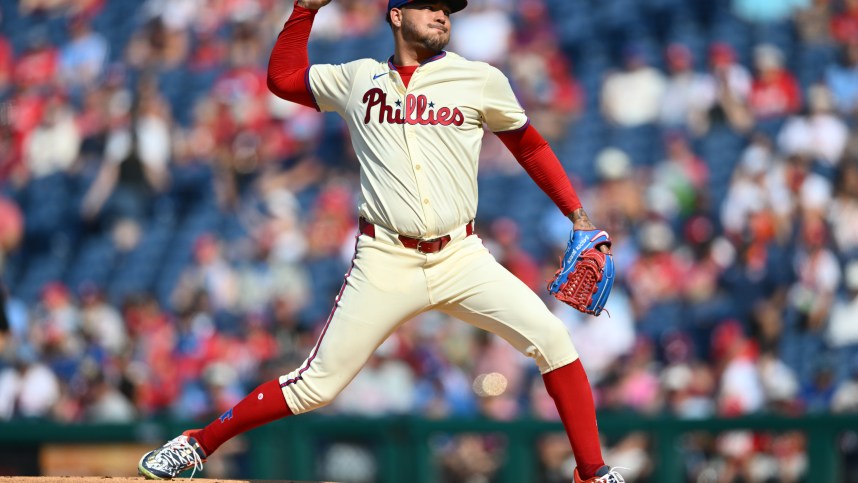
[627,221,687,318]
[14,30,59,90]
[831,0,858,45]
[749,44,802,119]
[0,126,25,186]
[0,35,13,96]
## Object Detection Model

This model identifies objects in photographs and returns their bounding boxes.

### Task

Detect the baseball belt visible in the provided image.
[359,217,474,254]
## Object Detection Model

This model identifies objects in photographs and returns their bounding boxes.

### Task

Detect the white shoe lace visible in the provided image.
[594,466,628,483]
[149,435,205,479]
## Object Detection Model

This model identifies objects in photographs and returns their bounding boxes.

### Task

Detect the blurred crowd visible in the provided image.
[0,0,858,481]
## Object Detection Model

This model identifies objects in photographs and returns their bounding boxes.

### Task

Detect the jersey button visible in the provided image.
[415,164,421,170]
[423,198,430,205]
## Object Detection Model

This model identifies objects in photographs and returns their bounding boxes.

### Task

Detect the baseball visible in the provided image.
[473,372,508,397]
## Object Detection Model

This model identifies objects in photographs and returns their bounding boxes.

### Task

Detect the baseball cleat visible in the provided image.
[573,465,626,483]
[138,431,207,480]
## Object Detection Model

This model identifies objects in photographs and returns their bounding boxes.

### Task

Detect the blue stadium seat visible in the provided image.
[548,1,595,49]
[301,256,349,327]
[797,43,837,88]
[64,233,117,291]
[609,124,660,167]
[752,21,796,62]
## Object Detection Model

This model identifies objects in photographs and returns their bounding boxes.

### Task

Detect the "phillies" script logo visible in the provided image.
[362,88,464,126]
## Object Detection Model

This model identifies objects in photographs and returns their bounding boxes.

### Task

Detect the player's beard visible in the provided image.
[401,16,449,52]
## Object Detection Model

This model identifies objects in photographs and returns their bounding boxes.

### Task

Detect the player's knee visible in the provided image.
[534,319,572,348]
[526,321,577,369]
[306,383,342,409]
[281,376,346,413]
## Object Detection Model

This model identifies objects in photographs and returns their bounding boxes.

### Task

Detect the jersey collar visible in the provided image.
[387,51,447,71]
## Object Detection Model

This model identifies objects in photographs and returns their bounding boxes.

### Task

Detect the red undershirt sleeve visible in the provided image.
[495,123,582,215]
[266,5,318,109]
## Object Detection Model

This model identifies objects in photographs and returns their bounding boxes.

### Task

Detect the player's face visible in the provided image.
[399,1,452,52]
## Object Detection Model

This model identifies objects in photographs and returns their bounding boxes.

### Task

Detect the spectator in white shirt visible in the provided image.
[602,45,666,127]
[659,43,714,130]
[827,260,858,348]
[24,96,81,179]
[778,84,849,167]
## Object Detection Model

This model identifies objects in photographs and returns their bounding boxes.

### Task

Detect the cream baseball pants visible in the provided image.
[279,223,579,414]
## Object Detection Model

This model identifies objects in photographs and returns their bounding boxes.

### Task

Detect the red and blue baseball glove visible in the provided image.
[547,229,614,316]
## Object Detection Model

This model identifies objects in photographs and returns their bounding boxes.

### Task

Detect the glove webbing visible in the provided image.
[554,250,604,313]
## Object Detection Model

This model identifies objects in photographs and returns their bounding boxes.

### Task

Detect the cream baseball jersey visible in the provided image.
[307,51,527,238]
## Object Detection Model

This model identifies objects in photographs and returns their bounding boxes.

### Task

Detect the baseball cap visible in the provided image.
[387,0,468,15]
[709,43,735,66]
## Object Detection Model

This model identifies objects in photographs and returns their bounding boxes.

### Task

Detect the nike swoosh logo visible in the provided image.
[589,230,609,242]
[373,72,388,80]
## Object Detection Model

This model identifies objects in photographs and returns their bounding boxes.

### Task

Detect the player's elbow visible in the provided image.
[266,69,317,110]
[266,73,287,99]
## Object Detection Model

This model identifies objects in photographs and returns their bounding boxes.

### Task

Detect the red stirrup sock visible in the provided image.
[542,359,605,479]
[190,379,293,455]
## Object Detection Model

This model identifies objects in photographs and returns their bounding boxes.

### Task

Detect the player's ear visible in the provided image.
[389,8,403,28]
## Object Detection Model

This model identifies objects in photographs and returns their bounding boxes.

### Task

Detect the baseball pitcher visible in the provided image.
[138,1,621,482]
